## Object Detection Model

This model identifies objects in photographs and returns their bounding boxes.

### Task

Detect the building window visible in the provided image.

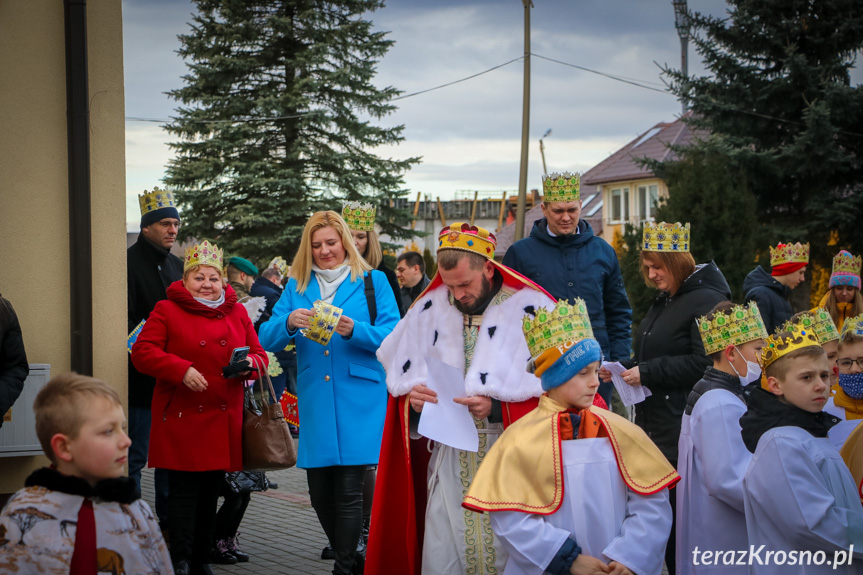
[611,187,629,222]
[637,184,659,220]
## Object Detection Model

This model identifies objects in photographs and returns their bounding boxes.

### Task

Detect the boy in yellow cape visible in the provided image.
[463,299,678,575]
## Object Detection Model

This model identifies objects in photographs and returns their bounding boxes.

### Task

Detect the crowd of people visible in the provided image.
[0,174,862,575]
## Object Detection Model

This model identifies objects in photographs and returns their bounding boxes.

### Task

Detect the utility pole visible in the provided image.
[514,0,533,241]
[672,0,689,115]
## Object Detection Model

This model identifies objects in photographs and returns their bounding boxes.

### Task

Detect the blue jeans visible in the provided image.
[128,406,169,521]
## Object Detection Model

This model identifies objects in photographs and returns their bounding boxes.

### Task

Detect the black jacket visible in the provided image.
[0,297,28,428]
[627,261,731,463]
[127,234,183,408]
[742,265,792,334]
[377,261,406,318]
[684,367,745,416]
[400,274,431,311]
[250,276,282,329]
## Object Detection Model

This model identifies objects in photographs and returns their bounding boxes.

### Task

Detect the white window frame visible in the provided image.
[637,184,659,221]
[610,187,630,223]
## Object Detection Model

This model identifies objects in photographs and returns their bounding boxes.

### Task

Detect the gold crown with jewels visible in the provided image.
[833,250,862,275]
[541,172,580,202]
[138,186,176,216]
[760,322,821,369]
[341,201,376,232]
[781,309,839,344]
[184,240,224,272]
[769,242,810,267]
[841,313,863,340]
[437,222,496,259]
[269,256,288,276]
[697,302,768,355]
[522,299,594,359]
[642,221,690,253]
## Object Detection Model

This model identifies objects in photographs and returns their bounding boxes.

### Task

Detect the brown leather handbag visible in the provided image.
[242,355,297,471]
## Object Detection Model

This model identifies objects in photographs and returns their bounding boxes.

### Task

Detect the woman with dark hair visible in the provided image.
[602,222,730,575]
[0,294,28,431]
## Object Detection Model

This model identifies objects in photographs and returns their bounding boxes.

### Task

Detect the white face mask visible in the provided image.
[730,345,762,386]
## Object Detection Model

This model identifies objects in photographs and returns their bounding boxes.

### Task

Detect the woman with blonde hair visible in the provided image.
[818,250,863,332]
[259,210,399,575]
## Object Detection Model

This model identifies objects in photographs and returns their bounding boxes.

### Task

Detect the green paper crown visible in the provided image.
[541,172,580,202]
[342,201,376,231]
[697,302,768,355]
[782,308,839,344]
[522,298,593,359]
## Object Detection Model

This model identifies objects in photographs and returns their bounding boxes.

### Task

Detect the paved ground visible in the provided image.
[141,465,332,574]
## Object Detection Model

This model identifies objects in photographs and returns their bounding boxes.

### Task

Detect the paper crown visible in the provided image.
[781,309,840,345]
[437,223,496,259]
[541,172,580,202]
[830,250,862,289]
[760,322,821,370]
[841,314,863,340]
[697,302,768,355]
[138,187,176,216]
[342,201,376,232]
[769,242,810,267]
[522,299,594,359]
[183,240,224,272]
[269,256,288,276]
[642,222,690,253]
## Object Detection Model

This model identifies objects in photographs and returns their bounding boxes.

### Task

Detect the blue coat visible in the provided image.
[258,269,399,468]
[502,218,633,361]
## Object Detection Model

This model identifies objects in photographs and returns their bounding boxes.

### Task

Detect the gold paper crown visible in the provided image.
[760,322,821,369]
[541,172,580,202]
[841,313,863,340]
[833,251,862,274]
[782,309,839,344]
[269,256,288,276]
[437,222,496,259]
[769,242,810,267]
[697,302,768,355]
[342,201,376,232]
[184,240,224,272]
[642,222,690,253]
[522,299,594,359]
[138,187,176,216]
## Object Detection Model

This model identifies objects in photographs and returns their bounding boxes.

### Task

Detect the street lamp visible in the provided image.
[539,129,552,175]
[672,0,689,114]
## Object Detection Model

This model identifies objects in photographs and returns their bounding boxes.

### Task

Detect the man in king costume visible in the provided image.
[462,298,678,575]
[366,223,569,575]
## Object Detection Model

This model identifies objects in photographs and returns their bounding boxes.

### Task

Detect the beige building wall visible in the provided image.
[0,0,126,493]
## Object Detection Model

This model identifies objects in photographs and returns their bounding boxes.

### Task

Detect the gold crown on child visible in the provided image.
[138,187,176,216]
[841,314,863,340]
[833,250,862,275]
[642,222,690,253]
[769,242,810,267]
[782,309,839,344]
[541,172,580,202]
[184,240,224,272]
[342,201,376,232]
[269,256,288,276]
[522,299,594,359]
[697,302,768,355]
[760,322,820,369]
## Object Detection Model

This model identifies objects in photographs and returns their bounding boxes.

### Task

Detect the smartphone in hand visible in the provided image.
[230,346,250,364]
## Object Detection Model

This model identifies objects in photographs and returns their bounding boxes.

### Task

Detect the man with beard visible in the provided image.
[365,223,558,575]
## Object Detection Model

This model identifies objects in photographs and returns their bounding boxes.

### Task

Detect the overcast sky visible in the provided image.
[122,0,846,229]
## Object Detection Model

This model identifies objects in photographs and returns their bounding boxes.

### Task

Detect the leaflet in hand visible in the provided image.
[601,361,652,407]
[418,357,479,452]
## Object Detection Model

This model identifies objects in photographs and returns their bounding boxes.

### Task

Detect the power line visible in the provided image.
[531,53,670,94]
[391,56,525,101]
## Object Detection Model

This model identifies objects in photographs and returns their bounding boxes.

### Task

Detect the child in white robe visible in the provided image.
[463,299,678,575]
[677,301,767,574]
[740,324,863,575]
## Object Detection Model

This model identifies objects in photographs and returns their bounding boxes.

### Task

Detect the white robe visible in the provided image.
[743,426,863,575]
[489,438,672,575]
[677,388,751,574]
[825,397,863,450]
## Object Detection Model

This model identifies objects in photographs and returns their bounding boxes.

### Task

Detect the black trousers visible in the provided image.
[167,469,224,566]
[307,465,366,575]
[214,480,251,542]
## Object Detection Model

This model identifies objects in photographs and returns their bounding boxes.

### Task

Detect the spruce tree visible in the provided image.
[662,0,863,274]
[164,0,419,265]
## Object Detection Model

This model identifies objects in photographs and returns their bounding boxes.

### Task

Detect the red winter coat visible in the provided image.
[131,281,267,472]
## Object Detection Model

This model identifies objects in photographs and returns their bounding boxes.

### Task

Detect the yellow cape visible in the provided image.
[840,421,863,504]
[463,395,679,515]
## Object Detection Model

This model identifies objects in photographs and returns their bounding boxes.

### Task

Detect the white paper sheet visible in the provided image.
[418,356,479,452]
[602,361,652,407]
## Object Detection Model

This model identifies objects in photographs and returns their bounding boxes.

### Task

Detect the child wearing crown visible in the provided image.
[743,242,809,333]
[676,301,767,574]
[818,251,863,332]
[462,299,678,575]
[824,313,863,449]
[739,324,863,574]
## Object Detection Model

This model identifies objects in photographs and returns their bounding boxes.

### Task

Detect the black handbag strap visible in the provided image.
[364,272,377,326]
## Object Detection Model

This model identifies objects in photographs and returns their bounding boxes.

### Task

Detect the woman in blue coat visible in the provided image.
[259,210,398,575]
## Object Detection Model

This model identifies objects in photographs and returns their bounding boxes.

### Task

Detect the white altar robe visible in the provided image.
[825,397,863,450]
[677,388,752,574]
[488,438,672,575]
[743,426,863,575]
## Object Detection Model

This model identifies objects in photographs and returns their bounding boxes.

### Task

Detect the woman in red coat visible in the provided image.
[132,240,267,575]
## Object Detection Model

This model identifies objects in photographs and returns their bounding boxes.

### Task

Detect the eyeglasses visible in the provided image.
[836,358,863,370]
[157,220,182,230]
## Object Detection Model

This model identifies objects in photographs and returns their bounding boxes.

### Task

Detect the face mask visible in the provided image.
[838,372,863,399]
[730,346,762,386]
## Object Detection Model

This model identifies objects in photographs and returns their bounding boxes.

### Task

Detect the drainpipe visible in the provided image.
[64,0,93,375]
